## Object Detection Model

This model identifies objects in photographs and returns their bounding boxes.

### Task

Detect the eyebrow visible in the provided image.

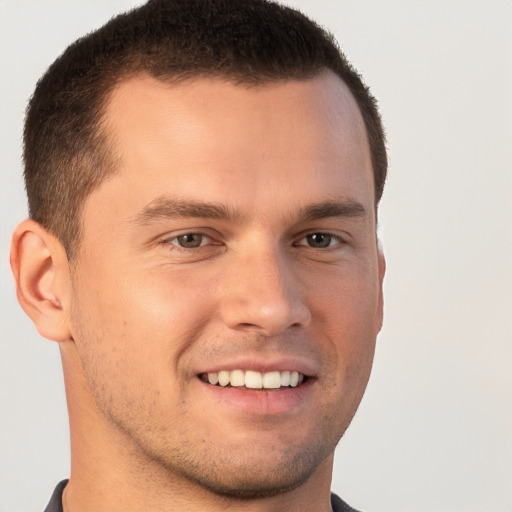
[299,200,367,222]
[131,196,367,226]
[132,197,246,225]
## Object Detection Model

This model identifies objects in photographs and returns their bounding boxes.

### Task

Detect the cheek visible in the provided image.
[309,264,379,387]
[310,261,381,335]
[69,263,216,388]
[68,274,199,432]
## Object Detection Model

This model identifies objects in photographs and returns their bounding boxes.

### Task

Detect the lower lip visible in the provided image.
[198,378,315,415]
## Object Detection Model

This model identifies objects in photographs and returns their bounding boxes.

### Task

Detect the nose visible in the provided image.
[219,244,312,337]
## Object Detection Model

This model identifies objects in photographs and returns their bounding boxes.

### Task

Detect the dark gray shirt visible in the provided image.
[44,480,361,512]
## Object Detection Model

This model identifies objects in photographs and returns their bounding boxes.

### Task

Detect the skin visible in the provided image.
[11,71,384,512]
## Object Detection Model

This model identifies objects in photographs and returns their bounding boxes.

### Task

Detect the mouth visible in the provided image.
[196,365,316,415]
[199,370,308,390]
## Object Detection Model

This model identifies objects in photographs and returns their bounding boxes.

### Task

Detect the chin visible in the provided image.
[176,445,327,500]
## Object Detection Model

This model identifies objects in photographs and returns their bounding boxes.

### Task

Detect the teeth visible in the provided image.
[204,370,306,389]
[230,369,245,387]
[218,371,230,387]
[262,371,281,389]
[245,370,263,389]
[207,372,219,385]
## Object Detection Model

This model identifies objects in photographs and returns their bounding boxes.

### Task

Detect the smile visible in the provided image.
[200,370,306,389]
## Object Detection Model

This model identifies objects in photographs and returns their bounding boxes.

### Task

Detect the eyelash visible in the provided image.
[162,231,345,251]
[294,232,345,249]
[163,232,216,250]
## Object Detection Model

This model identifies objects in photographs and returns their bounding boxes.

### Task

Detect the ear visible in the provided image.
[10,219,73,342]
[376,243,386,333]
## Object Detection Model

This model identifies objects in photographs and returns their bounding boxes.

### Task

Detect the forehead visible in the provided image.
[90,72,374,227]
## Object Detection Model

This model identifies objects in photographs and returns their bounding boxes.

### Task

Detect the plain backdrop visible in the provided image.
[1,1,511,511]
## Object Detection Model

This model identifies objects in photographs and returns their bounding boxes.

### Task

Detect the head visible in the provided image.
[13,0,387,506]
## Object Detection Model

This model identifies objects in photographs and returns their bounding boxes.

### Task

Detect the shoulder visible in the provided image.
[43,480,67,512]
[331,492,363,512]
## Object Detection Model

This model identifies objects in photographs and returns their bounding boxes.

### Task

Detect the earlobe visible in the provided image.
[10,219,73,342]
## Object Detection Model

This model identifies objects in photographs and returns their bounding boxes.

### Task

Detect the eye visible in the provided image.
[168,233,212,249]
[296,233,342,249]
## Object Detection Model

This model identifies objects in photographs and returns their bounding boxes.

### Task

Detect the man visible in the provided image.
[10,0,386,510]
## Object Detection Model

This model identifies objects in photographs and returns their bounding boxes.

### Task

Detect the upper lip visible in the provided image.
[197,356,318,378]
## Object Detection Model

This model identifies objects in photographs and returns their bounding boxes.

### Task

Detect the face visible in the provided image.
[67,72,384,498]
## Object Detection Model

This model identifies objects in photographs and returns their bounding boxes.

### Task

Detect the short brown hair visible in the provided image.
[24,0,387,258]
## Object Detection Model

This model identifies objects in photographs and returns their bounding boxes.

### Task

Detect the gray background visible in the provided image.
[1,1,511,510]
